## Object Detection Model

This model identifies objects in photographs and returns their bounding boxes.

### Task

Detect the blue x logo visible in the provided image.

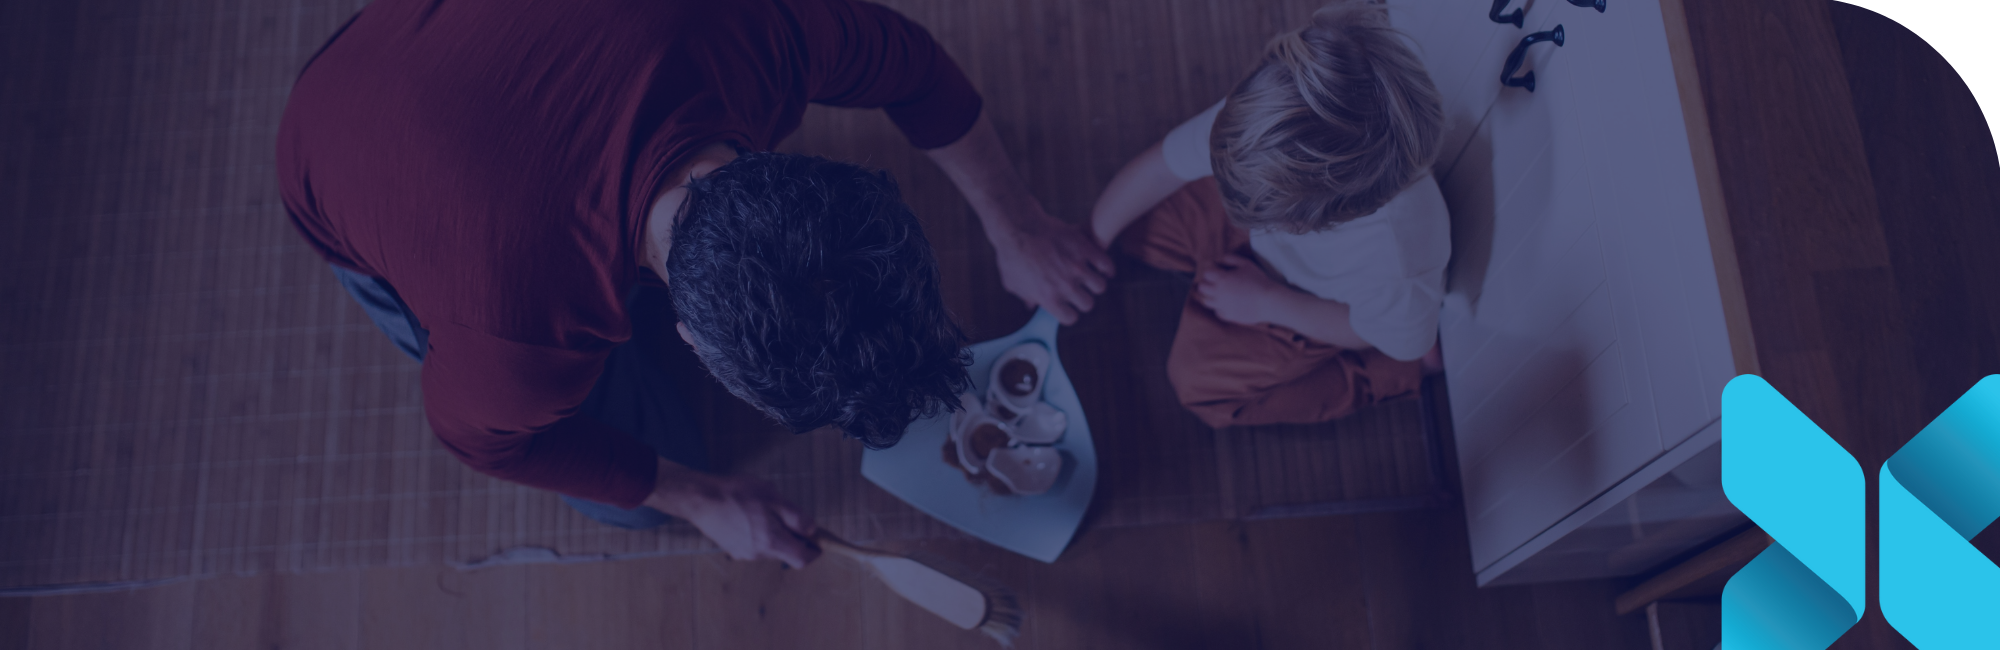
[1722,375,2000,649]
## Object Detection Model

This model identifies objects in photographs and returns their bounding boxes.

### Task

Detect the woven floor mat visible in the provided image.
[0,0,1446,590]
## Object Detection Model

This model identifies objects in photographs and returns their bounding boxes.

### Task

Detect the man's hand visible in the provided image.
[1193,253,1291,327]
[644,458,820,568]
[991,208,1114,324]
[926,114,1115,325]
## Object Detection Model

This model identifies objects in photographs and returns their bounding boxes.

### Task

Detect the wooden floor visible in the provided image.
[0,0,1649,646]
[1,510,1651,650]
[0,0,1451,591]
[4,0,1991,647]
[1682,0,2000,647]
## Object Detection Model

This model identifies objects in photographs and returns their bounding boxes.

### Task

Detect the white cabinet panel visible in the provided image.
[1429,0,1735,573]
[1453,221,1621,472]
[1388,0,1565,181]
[1562,0,1736,448]
[1479,425,1743,586]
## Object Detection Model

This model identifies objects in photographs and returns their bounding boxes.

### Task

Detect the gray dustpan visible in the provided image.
[861,309,1098,563]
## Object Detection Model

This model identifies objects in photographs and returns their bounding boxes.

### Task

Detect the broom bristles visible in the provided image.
[977,586,1023,646]
[905,549,1024,646]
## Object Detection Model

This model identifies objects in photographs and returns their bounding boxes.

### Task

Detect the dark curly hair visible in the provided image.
[666,152,972,449]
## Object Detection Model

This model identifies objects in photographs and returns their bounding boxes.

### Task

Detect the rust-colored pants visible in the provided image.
[1118,178,1422,429]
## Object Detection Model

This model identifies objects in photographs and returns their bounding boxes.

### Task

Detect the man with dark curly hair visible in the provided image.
[277,0,1112,569]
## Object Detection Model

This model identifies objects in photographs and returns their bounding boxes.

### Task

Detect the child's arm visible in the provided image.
[1193,253,1373,351]
[1088,140,1190,247]
[1260,289,1371,351]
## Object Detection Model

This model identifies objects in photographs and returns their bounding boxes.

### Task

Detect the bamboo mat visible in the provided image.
[0,0,1447,590]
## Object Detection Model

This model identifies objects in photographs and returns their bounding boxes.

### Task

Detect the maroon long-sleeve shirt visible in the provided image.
[276,0,982,509]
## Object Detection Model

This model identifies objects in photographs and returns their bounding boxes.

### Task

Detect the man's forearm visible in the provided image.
[641,456,711,515]
[925,113,1040,243]
[925,110,1112,323]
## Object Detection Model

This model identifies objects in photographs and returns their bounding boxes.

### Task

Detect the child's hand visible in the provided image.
[1193,253,1292,326]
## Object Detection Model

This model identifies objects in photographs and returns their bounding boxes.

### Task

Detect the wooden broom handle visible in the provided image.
[812,529,880,560]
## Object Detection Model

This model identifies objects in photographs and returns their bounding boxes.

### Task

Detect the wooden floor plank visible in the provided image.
[269,570,362,650]
[13,511,1655,649]
[359,564,525,650]
[0,597,31,650]
[522,561,693,650]
[1353,507,1654,650]
[1675,1,2000,647]
[1650,601,1721,650]
[188,575,272,649]
[21,581,196,650]
[691,545,996,649]
[1239,517,1374,650]
[1527,581,1652,650]
[1013,523,1260,649]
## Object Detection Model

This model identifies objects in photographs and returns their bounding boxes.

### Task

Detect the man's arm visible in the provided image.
[785,0,1115,323]
[644,457,821,568]
[421,323,821,568]
[926,113,1115,324]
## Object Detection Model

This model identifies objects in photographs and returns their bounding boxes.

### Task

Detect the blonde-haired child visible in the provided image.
[1091,2,1447,428]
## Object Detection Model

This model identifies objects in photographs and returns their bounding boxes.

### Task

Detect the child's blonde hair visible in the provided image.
[1211,2,1443,233]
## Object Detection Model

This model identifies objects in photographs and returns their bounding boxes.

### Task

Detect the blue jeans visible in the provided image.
[332,264,708,530]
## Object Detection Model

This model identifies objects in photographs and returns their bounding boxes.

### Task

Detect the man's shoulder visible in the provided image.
[418,318,619,425]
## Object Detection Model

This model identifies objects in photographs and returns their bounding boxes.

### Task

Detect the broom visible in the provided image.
[814,530,1023,645]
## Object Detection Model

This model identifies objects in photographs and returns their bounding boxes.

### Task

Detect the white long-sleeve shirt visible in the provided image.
[1162,100,1451,361]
